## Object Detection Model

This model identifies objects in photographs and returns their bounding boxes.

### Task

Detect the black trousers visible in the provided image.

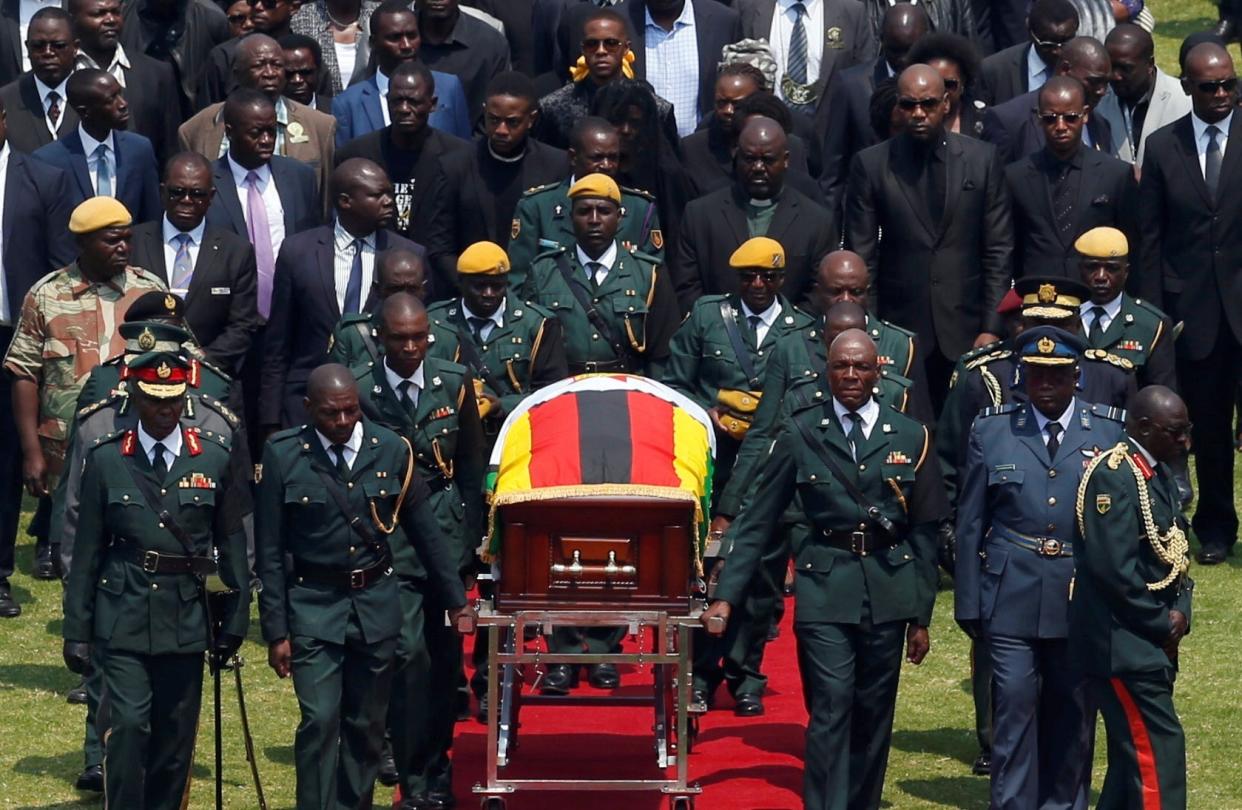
[1179,322,1241,550]
[0,325,23,583]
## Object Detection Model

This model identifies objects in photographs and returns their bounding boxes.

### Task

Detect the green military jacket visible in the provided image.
[354,356,487,575]
[255,420,466,646]
[1084,294,1177,389]
[507,179,663,289]
[77,353,233,406]
[520,242,681,374]
[62,425,249,654]
[1071,439,1194,677]
[715,384,948,627]
[327,311,381,371]
[716,316,920,517]
[426,294,569,428]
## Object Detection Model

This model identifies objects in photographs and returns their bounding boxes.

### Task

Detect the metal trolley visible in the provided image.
[472,604,705,810]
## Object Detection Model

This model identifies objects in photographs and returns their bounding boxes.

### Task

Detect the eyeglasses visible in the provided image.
[1157,422,1194,440]
[1030,33,1072,49]
[227,12,249,23]
[582,38,624,50]
[1195,78,1238,94]
[897,96,943,111]
[738,270,784,284]
[26,39,71,52]
[1037,111,1086,124]
[164,187,211,201]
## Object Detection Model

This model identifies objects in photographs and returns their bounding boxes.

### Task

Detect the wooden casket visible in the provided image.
[482,375,716,613]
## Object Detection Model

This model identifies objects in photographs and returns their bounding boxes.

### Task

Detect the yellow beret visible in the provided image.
[69,196,132,234]
[1074,226,1128,259]
[567,173,621,205]
[729,236,786,270]
[457,241,510,275]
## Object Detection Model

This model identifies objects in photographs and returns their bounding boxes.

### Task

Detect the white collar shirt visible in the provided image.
[769,0,823,103]
[740,298,781,345]
[832,396,880,457]
[75,43,131,87]
[332,221,377,313]
[384,358,425,408]
[376,69,392,126]
[138,422,183,469]
[79,126,117,197]
[227,155,287,257]
[1080,294,1122,336]
[1191,110,1231,175]
[576,241,619,286]
[1033,398,1076,446]
[317,419,363,469]
[1026,44,1050,92]
[32,74,68,135]
[461,298,506,342]
[161,216,207,294]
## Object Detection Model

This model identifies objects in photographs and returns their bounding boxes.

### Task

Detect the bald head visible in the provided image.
[1126,385,1191,463]
[824,302,868,345]
[898,63,945,97]
[829,328,876,361]
[378,292,430,378]
[234,34,285,96]
[1039,74,1086,108]
[1105,24,1155,105]
[375,248,427,300]
[896,65,947,142]
[332,158,394,234]
[815,251,870,311]
[737,115,786,151]
[378,290,426,330]
[1183,43,1237,124]
[827,328,879,409]
[881,3,930,72]
[736,116,789,199]
[1056,36,1110,108]
[306,363,357,401]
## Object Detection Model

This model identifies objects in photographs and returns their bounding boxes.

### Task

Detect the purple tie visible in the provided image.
[245,170,275,318]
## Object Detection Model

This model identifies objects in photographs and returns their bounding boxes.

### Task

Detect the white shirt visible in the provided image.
[576,241,619,286]
[18,0,61,72]
[832,396,880,457]
[461,298,506,342]
[317,420,363,469]
[770,0,823,102]
[332,221,376,313]
[334,42,357,86]
[740,299,781,345]
[227,156,287,257]
[161,216,206,294]
[1033,399,1075,446]
[79,126,117,197]
[1079,294,1122,336]
[32,74,68,136]
[75,44,131,87]
[644,0,699,137]
[384,358,425,408]
[1026,45,1050,93]
[1191,111,1231,176]
[376,69,392,126]
[0,146,9,324]
[138,422,183,469]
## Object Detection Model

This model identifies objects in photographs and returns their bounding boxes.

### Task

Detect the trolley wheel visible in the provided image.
[670,796,694,810]
[481,798,507,810]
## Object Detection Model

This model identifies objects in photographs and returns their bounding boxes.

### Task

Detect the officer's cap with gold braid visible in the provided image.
[126,351,191,399]
[567,173,621,205]
[119,321,191,354]
[1074,226,1129,259]
[68,196,132,234]
[1015,276,1091,319]
[457,241,510,275]
[1017,325,1085,367]
[729,236,786,270]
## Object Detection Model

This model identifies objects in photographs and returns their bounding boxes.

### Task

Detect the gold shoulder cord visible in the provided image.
[1076,443,1189,591]
[370,436,416,534]
[980,365,1002,407]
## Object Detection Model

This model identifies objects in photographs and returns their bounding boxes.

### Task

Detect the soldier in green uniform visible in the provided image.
[660,236,813,715]
[256,364,474,810]
[1073,385,1193,810]
[352,294,486,809]
[328,247,429,371]
[61,351,250,810]
[702,328,948,810]
[507,117,663,289]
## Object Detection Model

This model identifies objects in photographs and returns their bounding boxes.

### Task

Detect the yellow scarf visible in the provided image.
[570,49,636,82]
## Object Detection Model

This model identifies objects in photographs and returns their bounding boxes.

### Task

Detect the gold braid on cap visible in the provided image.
[1076,443,1190,591]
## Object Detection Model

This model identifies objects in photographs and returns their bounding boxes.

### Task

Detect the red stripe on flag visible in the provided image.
[1111,677,1163,810]
[527,394,581,487]
[626,391,679,486]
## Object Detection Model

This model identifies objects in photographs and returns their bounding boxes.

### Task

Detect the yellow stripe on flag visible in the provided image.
[671,407,710,498]
[495,412,532,495]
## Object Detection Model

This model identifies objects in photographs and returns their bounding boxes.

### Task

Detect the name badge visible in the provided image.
[210,287,231,295]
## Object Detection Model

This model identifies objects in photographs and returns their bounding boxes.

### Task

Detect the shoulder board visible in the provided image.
[1089,403,1126,423]
[531,245,569,263]
[270,426,305,444]
[875,318,915,339]
[338,311,372,326]
[196,394,240,427]
[426,356,469,380]
[76,394,122,420]
[88,428,128,451]
[425,300,454,316]
[1084,348,1134,370]
[521,300,558,320]
[620,185,655,201]
[196,356,233,382]
[980,403,1021,418]
[1128,296,1171,322]
[786,382,827,414]
[190,426,231,450]
[696,294,730,310]
[352,363,377,383]
[959,339,1004,364]
[521,181,559,197]
[626,249,662,266]
[964,349,1012,370]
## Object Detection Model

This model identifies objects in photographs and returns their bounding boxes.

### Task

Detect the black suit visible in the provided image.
[1139,112,1242,550]
[128,219,262,374]
[0,0,21,88]
[259,225,423,427]
[204,154,321,240]
[845,133,1013,372]
[0,74,79,153]
[680,122,822,202]
[820,57,888,223]
[112,50,182,166]
[1006,147,1138,279]
[982,89,1113,165]
[674,183,835,313]
[0,149,76,584]
[120,0,231,112]
[979,42,1035,105]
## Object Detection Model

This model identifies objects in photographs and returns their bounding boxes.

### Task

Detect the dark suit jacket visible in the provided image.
[112,51,182,166]
[680,122,822,202]
[0,74,80,154]
[617,0,742,124]
[1138,113,1242,361]
[979,41,1032,105]
[120,0,230,111]
[204,154,321,241]
[31,128,161,223]
[128,219,262,373]
[259,225,424,426]
[845,133,1014,360]
[982,89,1113,165]
[0,0,21,88]
[674,183,836,313]
[1006,147,1138,279]
[820,57,887,221]
[2,150,75,306]
[330,72,473,146]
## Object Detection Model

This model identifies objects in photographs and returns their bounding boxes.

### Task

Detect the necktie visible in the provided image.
[1088,305,1107,340]
[1205,125,1222,199]
[1053,162,1074,236]
[787,3,808,85]
[1045,422,1062,462]
[94,144,112,197]
[46,91,61,132]
[245,171,275,317]
[844,411,864,459]
[171,233,194,289]
[397,379,417,410]
[343,238,364,314]
[747,314,762,341]
[331,443,349,478]
[586,261,603,289]
[467,316,490,343]
[152,442,168,478]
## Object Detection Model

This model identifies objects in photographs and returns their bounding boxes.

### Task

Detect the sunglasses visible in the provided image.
[897,96,943,111]
[942,78,961,91]
[1195,78,1238,94]
[582,38,624,50]
[165,187,211,200]
[1037,111,1086,124]
[1158,422,1194,440]
[227,12,248,23]
[738,270,784,284]
[1030,33,1072,49]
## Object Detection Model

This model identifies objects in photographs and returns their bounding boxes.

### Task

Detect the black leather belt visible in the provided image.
[568,359,631,374]
[294,555,392,590]
[821,529,898,557]
[115,540,217,575]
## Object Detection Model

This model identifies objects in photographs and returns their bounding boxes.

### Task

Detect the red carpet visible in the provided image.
[418,601,807,810]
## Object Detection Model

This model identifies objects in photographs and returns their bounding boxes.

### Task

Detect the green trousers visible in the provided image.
[98,646,202,810]
[1092,673,1186,810]
[290,614,396,810]
[83,646,104,768]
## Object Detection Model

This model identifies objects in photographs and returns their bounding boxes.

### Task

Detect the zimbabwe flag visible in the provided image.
[483,375,716,564]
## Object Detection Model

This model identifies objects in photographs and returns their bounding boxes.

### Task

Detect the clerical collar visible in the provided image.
[487,141,526,163]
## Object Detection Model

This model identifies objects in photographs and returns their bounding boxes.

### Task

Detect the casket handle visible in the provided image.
[551,549,637,578]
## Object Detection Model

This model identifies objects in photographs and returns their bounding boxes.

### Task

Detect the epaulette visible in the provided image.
[626,249,662,266]
[1128,296,1171,322]
[980,402,1020,418]
[76,393,123,420]
[959,339,1004,364]
[620,185,655,201]
[102,355,124,368]
[1084,349,1135,370]
[787,381,826,414]
[270,426,305,444]
[191,425,231,450]
[197,356,233,382]
[873,317,915,339]
[522,300,558,320]
[964,348,1012,370]
[531,244,569,263]
[520,181,559,197]
[27,268,61,296]
[197,393,240,428]
[88,428,128,450]
[1089,403,1126,423]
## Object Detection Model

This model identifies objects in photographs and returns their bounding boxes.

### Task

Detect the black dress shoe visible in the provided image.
[691,688,713,710]
[475,692,489,723]
[0,585,19,618]
[67,679,88,705]
[33,553,56,580]
[1197,544,1227,565]
[376,740,399,787]
[972,752,991,775]
[540,664,578,695]
[1214,18,1238,42]
[734,693,765,717]
[587,662,620,689]
[424,788,456,808]
[455,689,471,722]
[75,764,103,792]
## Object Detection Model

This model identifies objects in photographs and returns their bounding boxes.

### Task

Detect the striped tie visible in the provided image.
[787,3,808,85]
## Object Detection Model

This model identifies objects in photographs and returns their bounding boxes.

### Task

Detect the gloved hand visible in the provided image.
[936,519,957,579]
[63,640,92,674]
[212,633,243,669]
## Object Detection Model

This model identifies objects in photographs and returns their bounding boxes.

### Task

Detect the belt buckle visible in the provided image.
[142,550,160,573]
[1039,538,1062,558]
[850,531,869,556]
[582,361,599,373]
[349,568,366,589]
